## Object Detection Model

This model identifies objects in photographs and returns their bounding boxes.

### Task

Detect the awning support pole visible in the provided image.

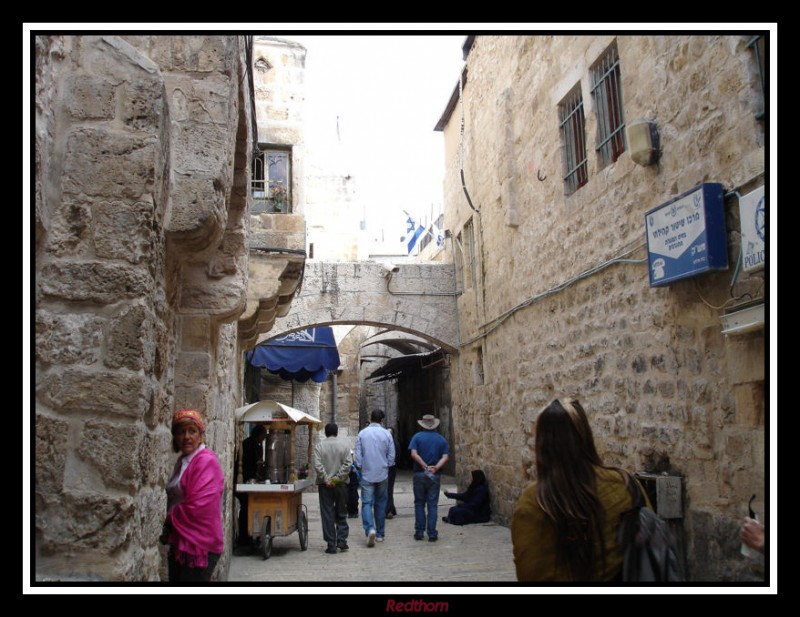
[331,371,337,424]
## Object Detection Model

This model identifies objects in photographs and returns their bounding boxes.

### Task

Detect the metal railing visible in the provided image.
[591,45,626,166]
[560,86,588,194]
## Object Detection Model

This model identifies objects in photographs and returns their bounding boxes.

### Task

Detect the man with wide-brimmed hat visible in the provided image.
[408,414,450,542]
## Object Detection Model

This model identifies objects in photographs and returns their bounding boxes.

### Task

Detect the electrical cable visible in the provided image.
[459,241,647,347]
[459,70,479,214]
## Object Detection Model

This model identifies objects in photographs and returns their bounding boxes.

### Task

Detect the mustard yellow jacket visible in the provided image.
[511,467,644,582]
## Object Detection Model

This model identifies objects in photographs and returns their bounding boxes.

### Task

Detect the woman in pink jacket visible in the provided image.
[162,409,225,582]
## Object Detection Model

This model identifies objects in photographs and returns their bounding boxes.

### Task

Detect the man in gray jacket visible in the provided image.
[313,422,353,554]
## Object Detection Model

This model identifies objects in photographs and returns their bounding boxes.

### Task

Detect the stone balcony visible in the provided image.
[238,211,307,349]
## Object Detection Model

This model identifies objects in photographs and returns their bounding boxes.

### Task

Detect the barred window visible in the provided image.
[252,147,291,213]
[559,85,588,195]
[591,43,626,167]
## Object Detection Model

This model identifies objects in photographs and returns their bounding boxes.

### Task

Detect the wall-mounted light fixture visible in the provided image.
[627,120,660,166]
[720,301,765,336]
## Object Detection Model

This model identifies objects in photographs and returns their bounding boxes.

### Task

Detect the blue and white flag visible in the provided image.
[432,222,445,249]
[403,211,425,254]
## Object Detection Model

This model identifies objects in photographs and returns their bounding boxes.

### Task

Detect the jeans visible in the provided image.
[318,483,349,549]
[413,471,441,538]
[359,477,388,538]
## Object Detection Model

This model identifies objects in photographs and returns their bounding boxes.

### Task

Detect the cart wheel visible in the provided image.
[298,508,308,551]
[260,516,272,560]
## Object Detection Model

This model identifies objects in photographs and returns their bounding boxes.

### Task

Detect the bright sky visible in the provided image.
[287,34,466,244]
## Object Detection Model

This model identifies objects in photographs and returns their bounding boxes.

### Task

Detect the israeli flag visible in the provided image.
[432,223,445,249]
[403,211,425,254]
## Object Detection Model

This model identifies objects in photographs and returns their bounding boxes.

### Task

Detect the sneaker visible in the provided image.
[428,536,438,542]
[367,529,376,547]
[325,546,337,554]
[442,517,449,523]
[414,534,424,541]
[337,543,349,551]
[385,513,394,519]
[376,536,384,543]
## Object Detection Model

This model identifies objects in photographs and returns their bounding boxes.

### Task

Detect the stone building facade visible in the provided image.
[33,32,768,584]
[244,36,458,477]
[32,35,295,582]
[436,34,767,581]
[239,36,308,353]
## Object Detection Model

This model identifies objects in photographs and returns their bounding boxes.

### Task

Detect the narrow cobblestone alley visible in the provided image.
[226,470,517,585]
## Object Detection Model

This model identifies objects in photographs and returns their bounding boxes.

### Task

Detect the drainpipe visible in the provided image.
[448,229,462,347]
[331,371,337,424]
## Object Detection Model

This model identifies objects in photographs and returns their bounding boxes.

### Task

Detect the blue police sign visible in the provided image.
[645,183,728,287]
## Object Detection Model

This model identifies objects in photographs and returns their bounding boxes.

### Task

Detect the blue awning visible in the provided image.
[246,327,340,383]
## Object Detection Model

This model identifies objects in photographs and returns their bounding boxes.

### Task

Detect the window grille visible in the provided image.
[559,85,588,195]
[591,44,626,167]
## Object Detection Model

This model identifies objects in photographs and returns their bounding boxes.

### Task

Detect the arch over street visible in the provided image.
[253,261,460,354]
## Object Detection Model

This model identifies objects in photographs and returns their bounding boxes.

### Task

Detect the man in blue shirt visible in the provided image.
[354,409,395,547]
[408,415,450,542]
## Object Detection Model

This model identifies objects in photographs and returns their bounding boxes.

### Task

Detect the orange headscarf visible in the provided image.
[172,408,205,433]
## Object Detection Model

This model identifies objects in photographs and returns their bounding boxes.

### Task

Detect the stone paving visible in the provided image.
[226,469,518,585]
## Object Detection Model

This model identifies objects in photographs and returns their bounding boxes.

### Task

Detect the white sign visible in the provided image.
[647,190,707,264]
[645,183,728,286]
[739,186,765,272]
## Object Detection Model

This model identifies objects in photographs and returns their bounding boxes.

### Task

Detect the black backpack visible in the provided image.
[618,474,685,582]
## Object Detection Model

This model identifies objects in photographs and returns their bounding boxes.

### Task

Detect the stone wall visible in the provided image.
[271,261,459,352]
[359,336,400,439]
[440,35,767,581]
[34,35,254,581]
[325,326,372,436]
[252,36,307,218]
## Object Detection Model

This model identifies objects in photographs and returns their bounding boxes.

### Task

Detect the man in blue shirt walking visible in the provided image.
[354,409,395,547]
[408,414,450,542]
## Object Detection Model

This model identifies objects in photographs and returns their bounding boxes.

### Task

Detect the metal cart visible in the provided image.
[234,400,322,559]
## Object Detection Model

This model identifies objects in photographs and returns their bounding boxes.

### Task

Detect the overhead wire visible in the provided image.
[460,240,647,347]
[690,186,766,310]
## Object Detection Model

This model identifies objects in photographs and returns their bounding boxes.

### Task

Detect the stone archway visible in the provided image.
[241,260,460,473]
[252,261,459,353]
